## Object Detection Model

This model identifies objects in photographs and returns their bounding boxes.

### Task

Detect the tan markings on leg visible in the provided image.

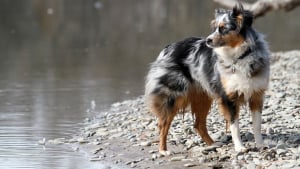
[189,88,214,145]
[218,98,246,152]
[217,97,240,121]
[249,90,264,112]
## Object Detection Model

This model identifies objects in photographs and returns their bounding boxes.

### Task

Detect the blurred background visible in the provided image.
[0,0,299,168]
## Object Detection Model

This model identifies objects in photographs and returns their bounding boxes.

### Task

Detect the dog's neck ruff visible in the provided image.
[218,47,252,73]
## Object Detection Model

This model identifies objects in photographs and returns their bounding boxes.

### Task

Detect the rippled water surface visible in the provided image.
[0,1,299,169]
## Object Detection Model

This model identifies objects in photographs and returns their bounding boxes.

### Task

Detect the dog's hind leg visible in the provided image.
[157,112,176,156]
[190,91,214,145]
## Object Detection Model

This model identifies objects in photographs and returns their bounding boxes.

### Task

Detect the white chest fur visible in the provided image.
[221,68,269,100]
[215,46,269,100]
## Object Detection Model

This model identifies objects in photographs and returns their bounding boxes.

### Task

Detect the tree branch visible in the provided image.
[213,0,300,18]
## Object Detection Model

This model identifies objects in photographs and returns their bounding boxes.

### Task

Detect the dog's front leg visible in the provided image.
[249,92,265,148]
[229,119,247,152]
[252,111,264,147]
[218,98,247,152]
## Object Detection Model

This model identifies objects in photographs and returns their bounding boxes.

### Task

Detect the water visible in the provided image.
[0,1,299,169]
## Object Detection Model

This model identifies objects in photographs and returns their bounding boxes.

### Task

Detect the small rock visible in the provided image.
[95,130,109,137]
[140,141,151,147]
[77,137,89,144]
[276,144,288,149]
[108,132,124,139]
[91,147,103,154]
[281,163,295,169]
[169,156,186,161]
[245,154,252,160]
[231,159,238,166]
[246,162,256,169]
[148,150,157,154]
[204,144,220,152]
[48,138,66,145]
[184,163,197,167]
[220,135,231,143]
[90,156,102,161]
[73,147,79,151]
[219,155,230,162]
[185,139,194,149]
[245,132,254,141]
[104,142,111,146]
[263,149,276,160]
[182,158,194,162]
[266,127,274,135]
[266,164,277,169]
[151,154,157,160]
[130,162,136,168]
[276,92,286,98]
[130,138,137,142]
[253,158,261,165]
[237,155,244,160]
[37,138,46,145]
[277,149,287,156]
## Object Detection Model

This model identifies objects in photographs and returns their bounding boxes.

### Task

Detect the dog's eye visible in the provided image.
[219,24,233,34]
[219,26,228,34]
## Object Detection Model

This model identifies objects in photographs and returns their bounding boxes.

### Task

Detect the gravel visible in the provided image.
[46,51,300,169]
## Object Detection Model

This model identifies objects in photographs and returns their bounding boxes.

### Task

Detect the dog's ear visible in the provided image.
[242,10,254,27]
[210,20,216,30]
[232,2,244,28]
[232,2,244,17]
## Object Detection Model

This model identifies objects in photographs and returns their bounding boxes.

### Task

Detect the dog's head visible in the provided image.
[206,3,253,48]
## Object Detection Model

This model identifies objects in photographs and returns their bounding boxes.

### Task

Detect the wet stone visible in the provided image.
[140,141,151,147]
[183,163,197,167]
[169,156,186,161]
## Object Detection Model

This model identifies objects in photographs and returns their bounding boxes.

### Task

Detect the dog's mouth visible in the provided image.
[206,39,225,48]
[206,38,213,48]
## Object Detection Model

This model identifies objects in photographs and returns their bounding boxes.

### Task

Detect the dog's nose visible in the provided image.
[206,38,213,45]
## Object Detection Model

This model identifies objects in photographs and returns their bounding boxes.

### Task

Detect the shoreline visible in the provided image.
[48,51,300,169]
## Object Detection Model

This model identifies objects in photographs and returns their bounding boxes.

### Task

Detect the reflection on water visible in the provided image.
[0,0,299,168]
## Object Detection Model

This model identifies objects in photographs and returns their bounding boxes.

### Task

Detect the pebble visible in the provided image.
[169,156,186,161]
[277,149,288,156]
[140,141,152,147]
[266,164,277,169]
[37,138,46,145]
[90,156,102,161]
[183,163,196,167]
[266,127,274,135]
[276,144,288,149]
[246,162,256,169]
[48,138,66,145]
[77,137,89,144]
[151,154,157,160]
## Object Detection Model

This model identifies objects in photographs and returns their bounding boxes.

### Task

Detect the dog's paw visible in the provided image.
[159,150,171,156]
[235,146,248,153]
[256,143,268,150]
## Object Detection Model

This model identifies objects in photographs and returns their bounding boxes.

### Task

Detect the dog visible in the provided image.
[145,3,270,155]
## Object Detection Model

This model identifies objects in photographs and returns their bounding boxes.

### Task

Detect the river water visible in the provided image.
[0,1,299,169]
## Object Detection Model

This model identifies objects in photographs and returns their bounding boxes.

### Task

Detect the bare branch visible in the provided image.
[213,0,300,18]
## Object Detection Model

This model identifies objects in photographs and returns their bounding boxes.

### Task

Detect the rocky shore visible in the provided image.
[47,51,300,169]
